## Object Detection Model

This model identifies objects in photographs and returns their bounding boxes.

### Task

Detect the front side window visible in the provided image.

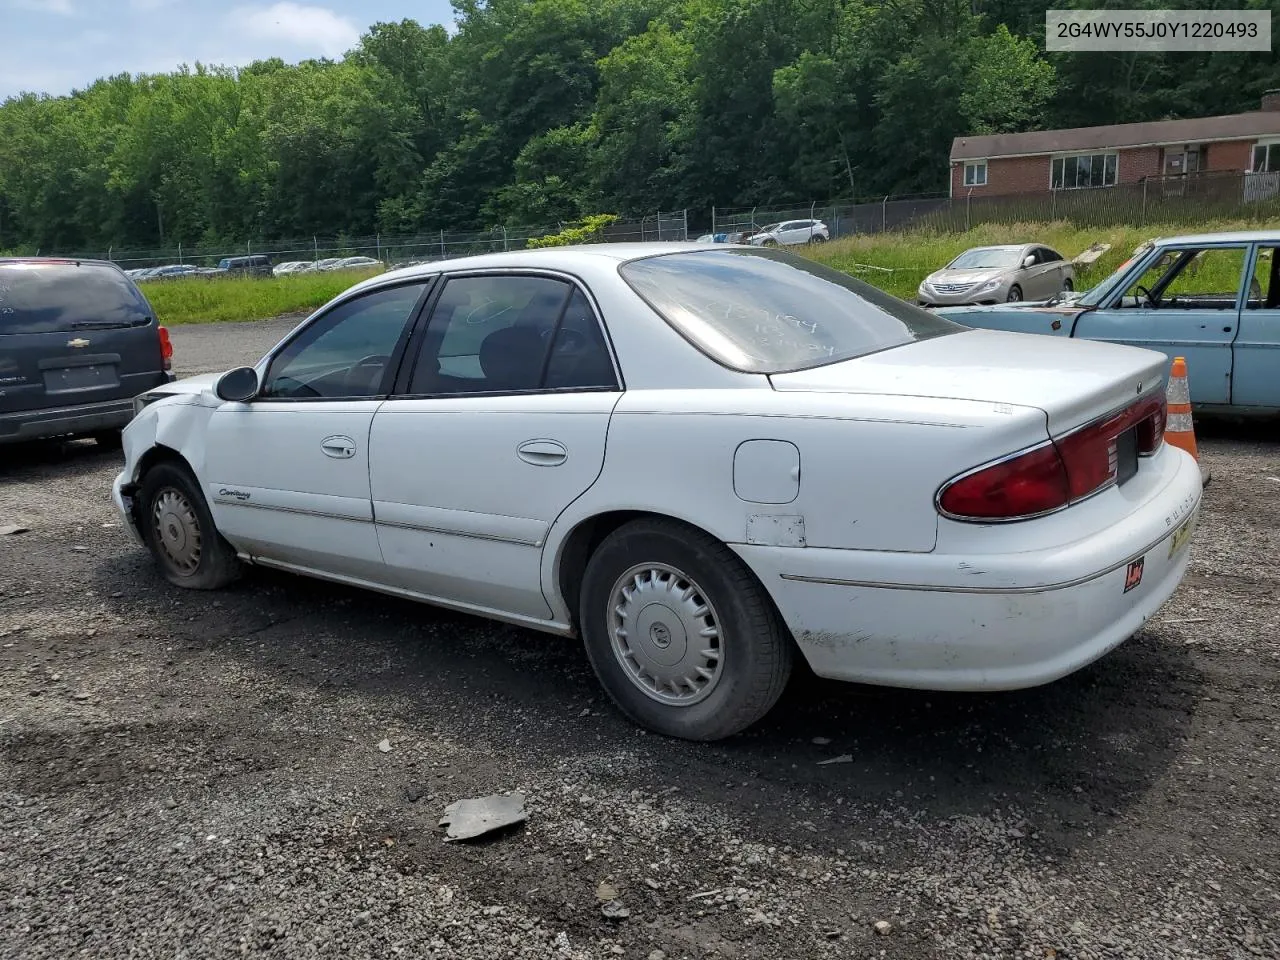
[262,282,428,398]
[1051,152,1118,189]
[1115,247,1247,310]
[963,161,987,187]
[410,274,617,395]
[620,248,961,375]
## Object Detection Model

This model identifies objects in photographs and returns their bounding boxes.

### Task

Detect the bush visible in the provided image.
[526,214,619,249]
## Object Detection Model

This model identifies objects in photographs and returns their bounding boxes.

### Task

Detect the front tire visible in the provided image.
[579,518,793,741]
[138,462,242,590]
[1007,284,1023,302]
[1062,278,1074,292]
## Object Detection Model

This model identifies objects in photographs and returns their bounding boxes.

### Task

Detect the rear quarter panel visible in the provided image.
[540,387,1052,623]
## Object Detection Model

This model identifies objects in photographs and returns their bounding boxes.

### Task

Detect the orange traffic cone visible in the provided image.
[1165,356,1211,487]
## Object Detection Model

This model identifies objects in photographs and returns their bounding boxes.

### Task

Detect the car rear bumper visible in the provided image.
[733,446,1202,691]
[0,397,135,444]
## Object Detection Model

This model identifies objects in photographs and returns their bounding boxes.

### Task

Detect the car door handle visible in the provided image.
[321,435,356,459]
[517,439,567,466]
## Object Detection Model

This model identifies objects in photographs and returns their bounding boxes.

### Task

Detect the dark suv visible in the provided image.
[216,254,272,277]
[0,258,174,446]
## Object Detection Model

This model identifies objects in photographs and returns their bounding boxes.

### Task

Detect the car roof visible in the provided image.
[338,242,743,300]
[0,256,118,268]
[1149,229,1280,246]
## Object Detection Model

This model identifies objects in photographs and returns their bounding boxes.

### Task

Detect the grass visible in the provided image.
[803,218,1280,302]
[143,267,384,325]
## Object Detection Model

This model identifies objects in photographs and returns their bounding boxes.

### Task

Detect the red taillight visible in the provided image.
[157,325,173,371]
[938,444,1071,520]
[939,393,1167,522]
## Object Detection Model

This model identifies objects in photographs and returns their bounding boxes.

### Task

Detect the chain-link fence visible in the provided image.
[55,211,692,274]
[31,171,1280,274]
[711,171,1280,242]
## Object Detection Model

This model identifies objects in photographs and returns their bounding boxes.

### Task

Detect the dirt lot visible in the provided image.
[2,320,1278,960]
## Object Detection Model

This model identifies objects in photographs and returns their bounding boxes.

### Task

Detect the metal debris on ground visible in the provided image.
[601,900,631,921]
[817,754,854,765]
[439,791,528,842]
[0,525,30,536]
[1071,242,1112,266]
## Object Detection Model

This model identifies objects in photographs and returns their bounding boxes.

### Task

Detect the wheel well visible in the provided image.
[556,511,740,630]
[124,444,191,497]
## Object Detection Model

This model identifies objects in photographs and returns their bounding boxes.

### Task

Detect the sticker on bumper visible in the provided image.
[1168,511,1197,559]
[1124,557,1145,593]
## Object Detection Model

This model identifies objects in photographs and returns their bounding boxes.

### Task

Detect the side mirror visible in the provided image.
[215,366,260,402]
[1022,255,1036,269]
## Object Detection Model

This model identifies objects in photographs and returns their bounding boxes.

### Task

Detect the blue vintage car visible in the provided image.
[932,231,1280,412]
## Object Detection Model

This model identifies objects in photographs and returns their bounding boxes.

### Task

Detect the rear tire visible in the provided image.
[138,462,242,590]
[579,518,793,741]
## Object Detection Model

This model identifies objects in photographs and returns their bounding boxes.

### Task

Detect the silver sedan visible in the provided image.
[918,244,1075,307]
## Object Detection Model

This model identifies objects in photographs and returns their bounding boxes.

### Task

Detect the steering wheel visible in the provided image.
[342,354,392,394]
[1135,284,1155,307]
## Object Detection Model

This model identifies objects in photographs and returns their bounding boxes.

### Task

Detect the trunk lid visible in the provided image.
[769,328,1168,436]
[0,259,169,415]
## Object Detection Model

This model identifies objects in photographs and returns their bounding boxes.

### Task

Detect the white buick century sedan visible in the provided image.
[113,244,1202,740]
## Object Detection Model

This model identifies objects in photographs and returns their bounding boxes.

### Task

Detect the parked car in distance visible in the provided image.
[112,244,1200,741]
[1,257,174,446]
[918,244,1074,307]
[747,219,829,246]
[272,261,308,277]
[216,254,272,277]
[334,256,383,271]
[932,231,1280,412]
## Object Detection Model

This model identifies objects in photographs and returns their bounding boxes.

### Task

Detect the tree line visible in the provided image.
[0,0,1275,252]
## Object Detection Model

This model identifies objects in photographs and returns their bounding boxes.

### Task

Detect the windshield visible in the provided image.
[1076,241,1157,308]
[619,248,962,374]
[947,247,1023,270]
[0,261,152,335]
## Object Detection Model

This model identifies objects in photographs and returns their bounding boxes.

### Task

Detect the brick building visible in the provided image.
[949,91,1280,197]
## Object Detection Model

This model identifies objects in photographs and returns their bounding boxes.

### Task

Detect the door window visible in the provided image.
[1114,247,1247,310]
[261,282,428,399]
[410,275,617,395]
[1246,248,1280,310]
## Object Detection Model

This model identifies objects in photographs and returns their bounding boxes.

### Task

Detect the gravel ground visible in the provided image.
[1,321,1278,959]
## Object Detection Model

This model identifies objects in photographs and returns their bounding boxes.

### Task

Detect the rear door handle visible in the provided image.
[517,439,567,466]
[321,435,356,459]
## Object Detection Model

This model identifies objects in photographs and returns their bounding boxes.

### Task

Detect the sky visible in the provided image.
[0,0,457,99]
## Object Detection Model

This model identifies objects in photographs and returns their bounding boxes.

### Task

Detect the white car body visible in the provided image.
[748,219,830,246]
[112,243,1200,737]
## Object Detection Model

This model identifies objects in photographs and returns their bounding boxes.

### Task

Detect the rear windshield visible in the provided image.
[619,248,961,374]
[0,261,151,335]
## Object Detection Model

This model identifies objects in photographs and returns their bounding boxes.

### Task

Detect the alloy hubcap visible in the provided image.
[607,563,724,706]
[152,487,202,575]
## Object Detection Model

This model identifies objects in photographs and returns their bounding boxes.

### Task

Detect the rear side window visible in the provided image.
[0,261,151,335]
[619,248,961,374]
